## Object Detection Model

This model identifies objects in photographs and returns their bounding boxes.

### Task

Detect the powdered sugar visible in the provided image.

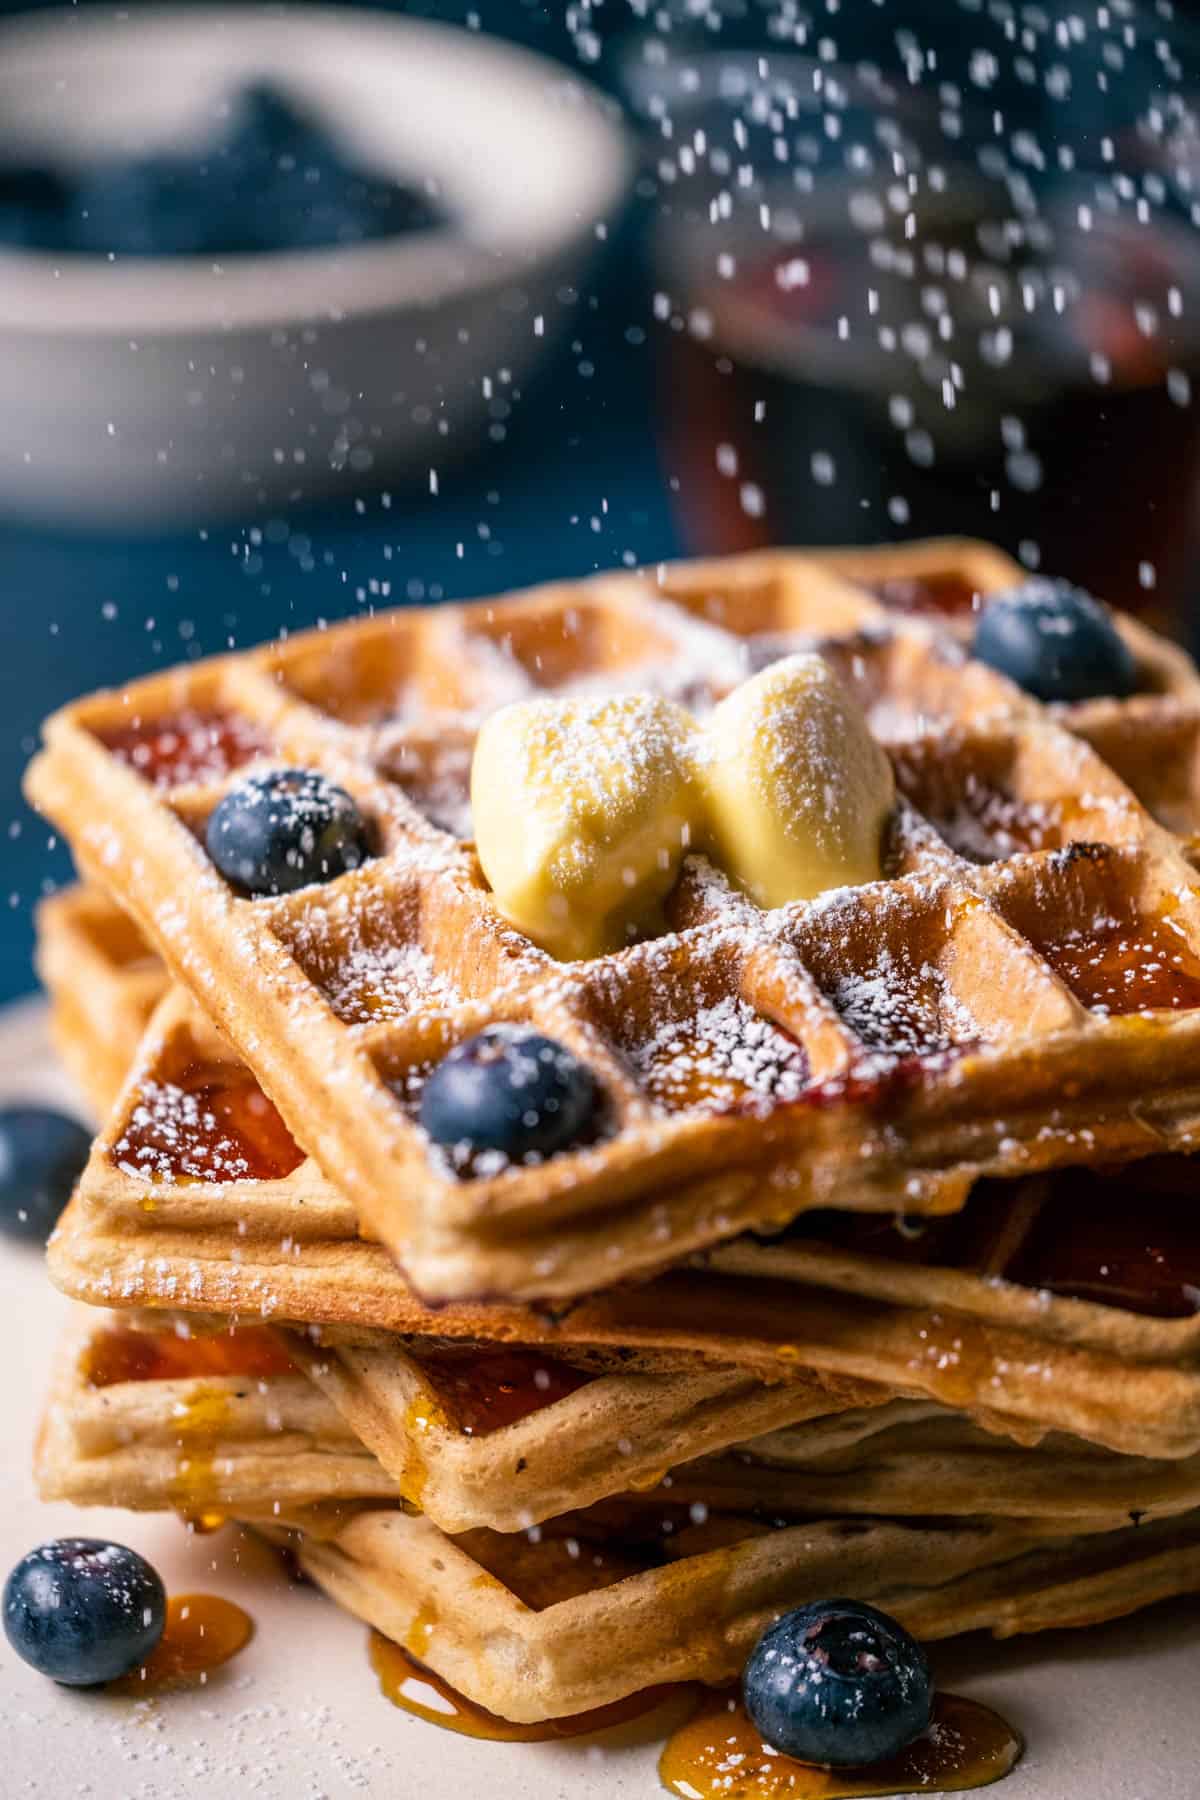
[629,993,809,1115]
[321,942,461,1026]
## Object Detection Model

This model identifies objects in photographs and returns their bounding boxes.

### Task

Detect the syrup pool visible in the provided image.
[1040,917,1200,1014]
[85,1324,295,1387]
[369,1635,675,1741]
[410,1345,593,1436]
[660,1691,1021,1799]
[110,1594,253,1693]
[97,710,268,789]
[112,1061,304,1183]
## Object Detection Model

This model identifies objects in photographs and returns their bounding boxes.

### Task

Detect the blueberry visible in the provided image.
[743,1599,932,1768]
[205,768,370,895]
[0,1107,90,1242]
[973,578,1137,703]
[419,1025,599,1164]
[4,1540,165,1686]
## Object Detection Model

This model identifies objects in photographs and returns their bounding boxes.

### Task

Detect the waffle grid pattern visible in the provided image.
[28,547,1200,1300]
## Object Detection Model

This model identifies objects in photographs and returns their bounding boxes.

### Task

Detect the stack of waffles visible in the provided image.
[24,539,1200,1726]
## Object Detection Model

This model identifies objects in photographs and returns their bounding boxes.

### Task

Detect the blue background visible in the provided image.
[0,1,682,1004]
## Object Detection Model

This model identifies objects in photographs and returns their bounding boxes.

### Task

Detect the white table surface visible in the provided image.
[1,993,1198,1798]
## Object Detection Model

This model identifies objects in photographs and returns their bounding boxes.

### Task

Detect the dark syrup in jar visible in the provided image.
[660,1691,1022,1798]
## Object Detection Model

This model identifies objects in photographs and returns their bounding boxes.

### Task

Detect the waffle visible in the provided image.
[28,545,1200,1303]
[35,886,168,1118]
[818,536,1200,854]
[50,999,1200,1460]
[38,1307,1200,1725]
[35,1308,391,1528]
[291,1503,1200,1721]
[282,1325,885,1534]
[44,1308,1200,1545]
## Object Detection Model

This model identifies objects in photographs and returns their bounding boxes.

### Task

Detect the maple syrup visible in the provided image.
[866,574,982,618]
[412,1345,593,1436]
[1002,1162,1200,1318]
[110,1594,253,1693]
[1040,918,1200,1014]
[369,1634,674,1740]
[660,1691,1021,1798]
[112,1060,304,1183]
[97,710,269,789]
[86,1324,295,1387]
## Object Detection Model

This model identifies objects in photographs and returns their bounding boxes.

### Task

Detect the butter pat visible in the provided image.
[471,693,700,960]
[701,653,894,907]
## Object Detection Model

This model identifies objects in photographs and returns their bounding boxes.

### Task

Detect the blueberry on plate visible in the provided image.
[4,1540,166,1686]
[743,1598,932,1768]
[973,577,1137,703]
[0,1106,91,1242]
[205,767,370,896]
[419,1025,599,1164]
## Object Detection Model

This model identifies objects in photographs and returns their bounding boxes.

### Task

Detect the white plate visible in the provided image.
[0,994,1197,1797]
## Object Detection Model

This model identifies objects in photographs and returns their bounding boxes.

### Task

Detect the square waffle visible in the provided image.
[26,545,1200,1302]
[43,1309,1200,1540]
[290,1504,1200,1721]
[37,1313,1200,1724]
[47,990,1200,1459]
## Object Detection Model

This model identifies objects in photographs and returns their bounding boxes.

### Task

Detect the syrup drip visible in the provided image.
[110,1594,253,1693]
[112,1061,304,1183]
[412,1346,594,1436]
[98,710,268,789]
[86,1325,295,1387]
[369,1634,674,1740]
[1040,917,1200,1014]
[867,574,982,617]
[660,1692,1021,1798]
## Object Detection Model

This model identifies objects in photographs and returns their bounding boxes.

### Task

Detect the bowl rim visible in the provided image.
[0,4,632,336]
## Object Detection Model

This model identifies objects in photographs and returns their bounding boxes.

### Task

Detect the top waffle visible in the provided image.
[27,542,1200,1303]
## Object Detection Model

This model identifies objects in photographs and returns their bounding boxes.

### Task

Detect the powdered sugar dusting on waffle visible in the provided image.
[321,942,462,1027]
[629,994,809,1115]
[827,955,980,1056]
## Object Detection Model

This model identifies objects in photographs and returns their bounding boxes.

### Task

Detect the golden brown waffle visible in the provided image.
[35,887,167,1118]
[28,546,1200,1302]
[283,1327,882,1533]
[50,1002,1200,1460]
[816,537,1200,856]
[678,1405,1200,1531]
[291,1504,1200,1721]
[41,1307,1200,1543]
[36,1308,392,1525]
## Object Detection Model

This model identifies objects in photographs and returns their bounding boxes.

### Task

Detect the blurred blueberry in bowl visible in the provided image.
[48,83,447,260]
[0,8,630,522]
